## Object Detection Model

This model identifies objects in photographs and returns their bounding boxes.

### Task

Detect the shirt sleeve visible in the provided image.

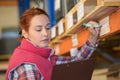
[55,40,98,64]
[9,63,42,80]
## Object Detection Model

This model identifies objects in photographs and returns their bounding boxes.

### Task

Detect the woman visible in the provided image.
[6,8,100,80]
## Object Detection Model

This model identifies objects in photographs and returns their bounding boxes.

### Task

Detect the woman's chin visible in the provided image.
[38,44,49,48]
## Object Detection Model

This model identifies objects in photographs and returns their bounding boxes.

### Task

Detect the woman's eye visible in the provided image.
[46,27,50,30]
[36,29,41,31]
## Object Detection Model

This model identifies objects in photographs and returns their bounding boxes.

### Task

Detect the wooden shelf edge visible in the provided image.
[0,54,11,60]
[98,0,120,6]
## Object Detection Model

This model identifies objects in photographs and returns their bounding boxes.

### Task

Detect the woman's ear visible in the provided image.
[22,30,28,39]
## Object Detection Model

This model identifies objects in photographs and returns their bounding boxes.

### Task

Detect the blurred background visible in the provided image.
[0,0,120,80]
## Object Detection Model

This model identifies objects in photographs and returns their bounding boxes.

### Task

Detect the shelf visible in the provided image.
[0,0,18,6]
[98,0,120,6]
[0,54,11,60]
[0,61,8,71]
[49,0,120,54]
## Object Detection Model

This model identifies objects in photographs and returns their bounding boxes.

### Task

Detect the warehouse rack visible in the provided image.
[49,0,120,55]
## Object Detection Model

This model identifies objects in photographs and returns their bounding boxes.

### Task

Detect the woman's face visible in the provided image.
[23,14,51,47]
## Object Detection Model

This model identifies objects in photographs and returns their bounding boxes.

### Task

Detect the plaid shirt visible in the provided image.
[9,40,97,80]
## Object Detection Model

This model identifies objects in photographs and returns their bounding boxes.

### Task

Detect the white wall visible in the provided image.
[0,6,18,38]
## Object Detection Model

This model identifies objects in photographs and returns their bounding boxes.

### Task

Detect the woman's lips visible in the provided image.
[41,39,49,42]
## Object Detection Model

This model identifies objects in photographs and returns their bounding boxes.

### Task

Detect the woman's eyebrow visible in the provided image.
[35,23,50,28]
[35,25,42,28]
[45,23,50,26]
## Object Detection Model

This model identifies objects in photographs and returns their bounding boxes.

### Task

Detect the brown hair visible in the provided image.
[19,8,49,41]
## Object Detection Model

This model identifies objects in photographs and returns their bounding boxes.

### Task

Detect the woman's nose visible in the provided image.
[42,28,48,36]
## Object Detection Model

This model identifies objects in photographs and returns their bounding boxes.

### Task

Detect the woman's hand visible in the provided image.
[87,21,101,46]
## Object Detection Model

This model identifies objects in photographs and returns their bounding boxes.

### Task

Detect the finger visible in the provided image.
[95,26,101,32]
[87,21,98,29]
